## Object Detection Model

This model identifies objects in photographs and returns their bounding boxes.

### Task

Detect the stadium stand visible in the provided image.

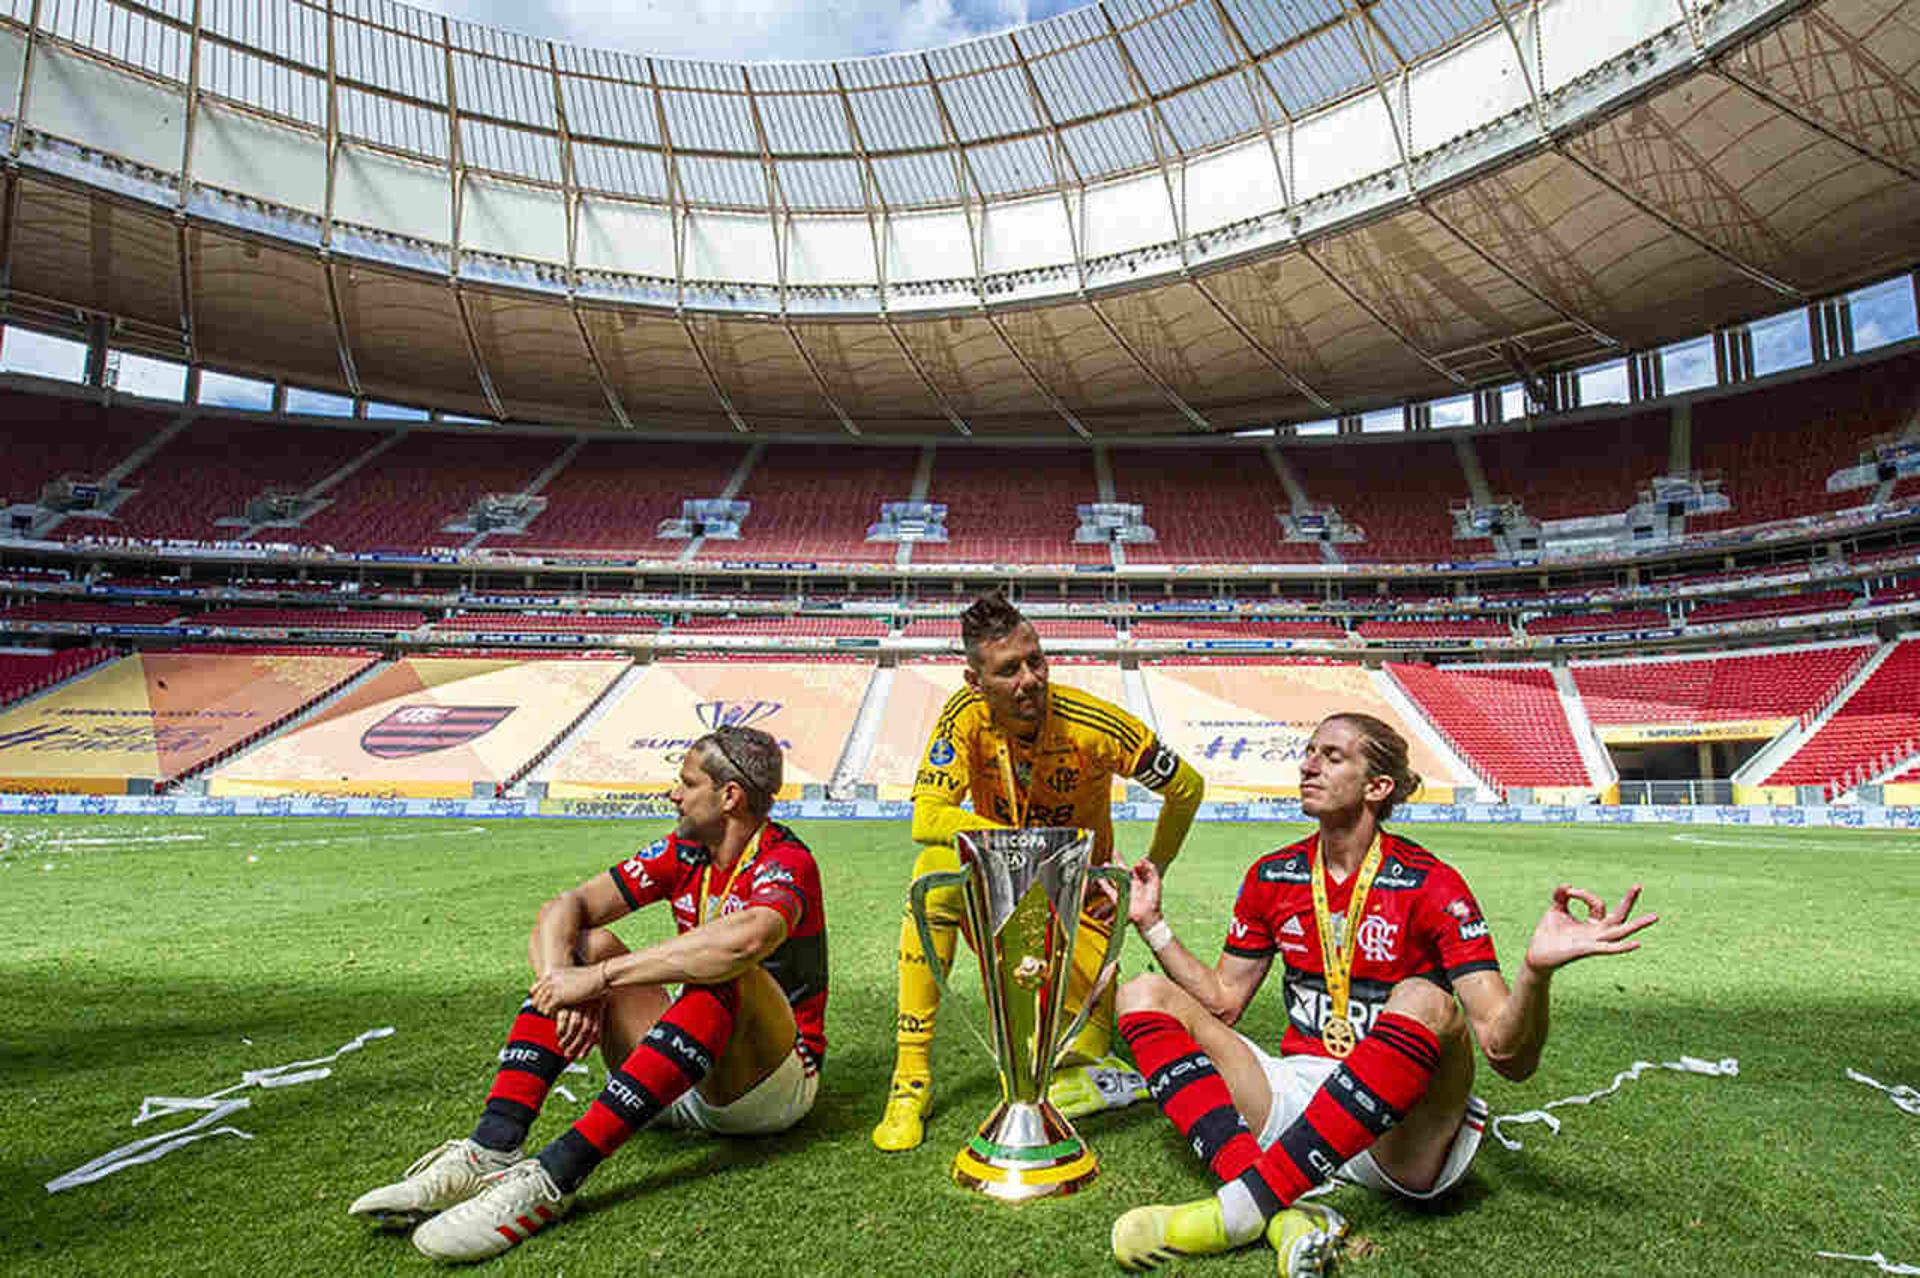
[0,394,173,504]
[0,601,182,625]
[157,651,383,791]
[1387,663,1591,788]
[1130,619,1348,641]
[259,431,568,552]
[898,616,1113,640]
[913,448,1108,565]
[1571,643,1873,726]
[435,613,663,634]
[1286,439,1472,563]
[1688,354,1920,530]
[189,607,426,631]
[514,439,747,552]
[0,647,115,707]
[1474,412,1670,521]
[1524,609,1669,636]
[1106,449,1322,564]
[1868,579,1920,605]
[1354,619,1511,641]
[670,615,888,637]
[1766,641,1920,796]
[107,419,382,541]
[698,445,920,563]
[1686,590,1854,625]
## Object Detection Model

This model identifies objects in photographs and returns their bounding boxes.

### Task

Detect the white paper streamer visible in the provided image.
[1845,1069,1920,1116]
[49,1027,395,1193]
[46,1101,255,1193]
[1815,1251,1920,1275]
[1490,1056,1739,1151]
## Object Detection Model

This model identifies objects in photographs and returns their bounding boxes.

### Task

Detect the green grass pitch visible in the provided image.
[3,816,1917,1276]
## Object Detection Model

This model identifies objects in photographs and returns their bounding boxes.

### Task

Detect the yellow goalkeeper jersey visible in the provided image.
[911,681,1181,863]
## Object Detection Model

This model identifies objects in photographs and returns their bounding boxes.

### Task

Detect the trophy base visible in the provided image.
[951,1100,1098,1202]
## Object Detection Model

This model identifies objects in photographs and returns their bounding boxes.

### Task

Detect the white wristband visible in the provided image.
[1141,919,1174,952]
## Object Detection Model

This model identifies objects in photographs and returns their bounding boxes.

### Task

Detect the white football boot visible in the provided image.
[348,1138,520,1225]
[410,1158,575,1263]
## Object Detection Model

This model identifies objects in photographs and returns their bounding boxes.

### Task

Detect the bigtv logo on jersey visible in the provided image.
[361,705,515,758]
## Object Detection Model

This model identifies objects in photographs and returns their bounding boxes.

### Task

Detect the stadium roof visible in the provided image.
[0,0,1916,434]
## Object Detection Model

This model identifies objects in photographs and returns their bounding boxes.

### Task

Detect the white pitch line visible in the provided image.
[231,827,491,850]
[36,833,210,848]
[1668,832,1898,851]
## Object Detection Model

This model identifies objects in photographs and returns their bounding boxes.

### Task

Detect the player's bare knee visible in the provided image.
[1385,976,1459,1038]
[1117,971,1179,1017]
[575,927,628,964]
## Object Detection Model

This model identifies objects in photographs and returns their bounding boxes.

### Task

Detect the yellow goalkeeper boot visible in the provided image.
[1111,1199,1236,1271]
[1267,1202,1347,1277]
[870,1076,932,1153]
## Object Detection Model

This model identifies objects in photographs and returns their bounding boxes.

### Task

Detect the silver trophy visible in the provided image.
[909,827,1129,1201]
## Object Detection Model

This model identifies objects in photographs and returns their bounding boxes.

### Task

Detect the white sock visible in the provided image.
[1216,1180,1266,1246]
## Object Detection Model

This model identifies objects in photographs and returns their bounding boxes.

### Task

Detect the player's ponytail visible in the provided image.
[1326,713,1421,821]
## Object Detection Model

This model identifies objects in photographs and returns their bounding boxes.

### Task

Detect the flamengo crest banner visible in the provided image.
[359,705,515,758]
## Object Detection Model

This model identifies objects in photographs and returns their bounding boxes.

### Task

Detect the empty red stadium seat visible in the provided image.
[1572,644,1871,724]
[1388,662,1590,787]
[1767,641,1920,791]
[1107,450,1322,565]
[1475,412,1669,521]
[913,449,1110,565]
[696,445,920,564]
[1285,440,1475,564]
[1688,354,1919,530]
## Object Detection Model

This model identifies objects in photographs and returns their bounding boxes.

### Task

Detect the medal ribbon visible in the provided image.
[989,700,1049,829]
[1309,831,1385,1044]
[699,822,770,925]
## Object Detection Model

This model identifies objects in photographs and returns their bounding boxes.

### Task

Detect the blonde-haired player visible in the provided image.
[871,591,1206,1152]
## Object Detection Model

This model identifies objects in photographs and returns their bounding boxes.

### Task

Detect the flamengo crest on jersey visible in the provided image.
[1227,831,1499,1060]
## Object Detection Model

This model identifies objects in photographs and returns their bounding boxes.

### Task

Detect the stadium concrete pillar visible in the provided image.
[1474,387,1502,426]
[82,316,109,388]
[1627,351,1661,401]
[1811,297,1852,361]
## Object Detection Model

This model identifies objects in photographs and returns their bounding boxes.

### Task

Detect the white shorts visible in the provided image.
[1242,1033,1487,1200]
[657,1047,818,1137]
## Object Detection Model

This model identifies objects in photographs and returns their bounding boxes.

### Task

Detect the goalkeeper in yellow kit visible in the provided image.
[872,592,1206,1152]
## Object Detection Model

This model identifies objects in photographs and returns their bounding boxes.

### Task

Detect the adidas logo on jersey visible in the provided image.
[673,893,696,915]
[1279,915,1306,938]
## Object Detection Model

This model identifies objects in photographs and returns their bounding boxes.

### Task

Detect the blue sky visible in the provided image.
[417,0,1088,62]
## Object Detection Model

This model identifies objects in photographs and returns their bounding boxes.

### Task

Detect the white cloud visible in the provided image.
[426,0,1041,62]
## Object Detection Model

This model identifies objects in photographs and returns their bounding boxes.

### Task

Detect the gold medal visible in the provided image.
[1309,832,1385,1060]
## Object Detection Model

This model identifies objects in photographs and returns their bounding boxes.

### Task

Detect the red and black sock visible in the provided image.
[537,982,739,1192]
[1119,1010,1263,1182]
[471,998,570,1153]
[1231,1012,1441,1217]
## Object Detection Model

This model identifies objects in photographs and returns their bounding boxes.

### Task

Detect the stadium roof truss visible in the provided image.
[0,0,1915,435]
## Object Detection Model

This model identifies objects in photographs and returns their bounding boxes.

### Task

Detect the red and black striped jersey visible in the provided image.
[1225,830,1498,1060]
[608,822,828,1071]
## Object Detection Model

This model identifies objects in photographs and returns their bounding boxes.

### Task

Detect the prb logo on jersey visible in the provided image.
[360,704,514,758]
[695,700,782,730]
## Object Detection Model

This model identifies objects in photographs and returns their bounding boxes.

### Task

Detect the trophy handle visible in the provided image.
[908,868,974,998]
[1049,863,1132,1069]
